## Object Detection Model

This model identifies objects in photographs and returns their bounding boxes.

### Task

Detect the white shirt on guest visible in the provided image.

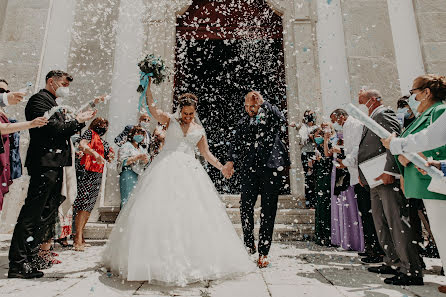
[390,110,446,155]
[341,116,364,186]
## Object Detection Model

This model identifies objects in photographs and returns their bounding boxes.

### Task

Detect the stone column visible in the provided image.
[316,0,352,115]
[340,0,400,107]
[104,0,147,207]
[387,0,425,93]
[37,0,77,89]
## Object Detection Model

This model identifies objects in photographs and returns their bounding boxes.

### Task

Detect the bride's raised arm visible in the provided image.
[145,78,170,125]
[197,135,224,172]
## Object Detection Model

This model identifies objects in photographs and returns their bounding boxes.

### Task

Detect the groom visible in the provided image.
[223,91,290,268]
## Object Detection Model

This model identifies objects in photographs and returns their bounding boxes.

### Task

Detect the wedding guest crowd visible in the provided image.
[299,74,446,291]
[1,70,156,278]
[2,66,446,293]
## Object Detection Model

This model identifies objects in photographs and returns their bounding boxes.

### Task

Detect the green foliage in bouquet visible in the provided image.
[137,54,167,92]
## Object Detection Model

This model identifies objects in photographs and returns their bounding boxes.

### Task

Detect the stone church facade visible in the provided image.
[0,0,445,223]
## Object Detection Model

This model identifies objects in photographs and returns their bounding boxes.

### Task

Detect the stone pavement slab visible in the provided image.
[1,235,446,297]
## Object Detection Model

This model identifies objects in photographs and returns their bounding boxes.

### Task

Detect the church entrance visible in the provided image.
[174,0,289,194]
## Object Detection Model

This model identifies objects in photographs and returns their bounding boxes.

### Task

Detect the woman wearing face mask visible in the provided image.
[396,96,415,128]
[117,125,150,209]
[73,117,114,251]
[298,110,319,208]
[311,125,333,246]
[382,75,446,293]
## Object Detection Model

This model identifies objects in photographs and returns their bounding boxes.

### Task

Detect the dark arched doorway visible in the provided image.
[174,0,289,194]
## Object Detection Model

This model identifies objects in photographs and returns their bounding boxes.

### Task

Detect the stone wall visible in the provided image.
[340,0,401,107]
[66,0,120,118]
[414,0,446,75]
[0,0,50,120]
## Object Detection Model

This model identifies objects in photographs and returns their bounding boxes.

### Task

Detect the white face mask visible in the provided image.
[358,104,369,115]
[52,81,70,98]
[140,122,150,131]
[55,86,70,98]
[407,94,420,117]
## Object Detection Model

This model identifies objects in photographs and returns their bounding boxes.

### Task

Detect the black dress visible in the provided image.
[313,143,332,246]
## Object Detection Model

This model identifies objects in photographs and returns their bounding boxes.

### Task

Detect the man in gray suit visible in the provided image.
[357,89,423,286]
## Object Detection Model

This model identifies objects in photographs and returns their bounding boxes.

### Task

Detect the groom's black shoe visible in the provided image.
[8,262,44,279]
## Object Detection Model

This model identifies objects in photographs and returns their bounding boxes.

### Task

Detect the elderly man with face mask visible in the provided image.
[223,91,290,268]
[114,113,151,153]
[357,89,423,286]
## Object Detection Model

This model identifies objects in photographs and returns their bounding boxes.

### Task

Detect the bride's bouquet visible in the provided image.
[136,54,167,115]
[136,54,167,92]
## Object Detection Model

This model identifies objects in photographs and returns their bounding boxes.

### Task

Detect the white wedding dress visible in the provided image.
[103,115,255,286]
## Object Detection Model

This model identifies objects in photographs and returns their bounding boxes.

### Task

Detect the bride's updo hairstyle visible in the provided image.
[178,93,198,112]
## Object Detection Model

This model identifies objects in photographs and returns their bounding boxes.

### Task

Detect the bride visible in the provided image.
[102,78,255,286]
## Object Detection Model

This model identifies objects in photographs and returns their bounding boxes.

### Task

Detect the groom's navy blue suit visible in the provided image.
[228,100,290,256]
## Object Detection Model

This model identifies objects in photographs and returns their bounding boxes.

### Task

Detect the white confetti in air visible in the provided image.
[26,236,34,242]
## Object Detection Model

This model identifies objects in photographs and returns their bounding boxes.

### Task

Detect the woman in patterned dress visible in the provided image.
[73,118,114,251]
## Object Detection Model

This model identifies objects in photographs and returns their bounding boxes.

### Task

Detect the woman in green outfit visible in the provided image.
[394,76,446,292]
[395,75,446,201]
[383,74,446,293]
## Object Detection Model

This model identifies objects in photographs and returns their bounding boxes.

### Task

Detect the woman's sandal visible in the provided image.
[73,243,85,252]
[55,238,73,248]
[39,250,62,264]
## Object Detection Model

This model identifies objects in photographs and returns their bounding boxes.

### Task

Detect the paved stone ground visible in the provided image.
[0,234,445,297]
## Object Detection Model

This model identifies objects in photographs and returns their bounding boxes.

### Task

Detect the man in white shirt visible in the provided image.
[331,109,384,263]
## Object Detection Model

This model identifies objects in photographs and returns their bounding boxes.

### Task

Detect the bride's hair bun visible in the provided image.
[178,93,198,110]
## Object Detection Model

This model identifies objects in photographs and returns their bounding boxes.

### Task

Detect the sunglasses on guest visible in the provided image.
[0,88,10,94]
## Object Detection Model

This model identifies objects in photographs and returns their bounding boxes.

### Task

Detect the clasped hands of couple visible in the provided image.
[221,162,235,179]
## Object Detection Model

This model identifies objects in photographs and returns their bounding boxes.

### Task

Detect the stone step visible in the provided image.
[99,195,307,223]
[226,208,314,225]
[83,222,314,241]
[99,206,314,225]
[221,195,306,209]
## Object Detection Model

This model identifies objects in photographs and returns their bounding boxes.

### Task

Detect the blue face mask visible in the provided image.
[397,107,411,119]
[314,137,324,145]
[407,94,420,117]
[133,135,144,144]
